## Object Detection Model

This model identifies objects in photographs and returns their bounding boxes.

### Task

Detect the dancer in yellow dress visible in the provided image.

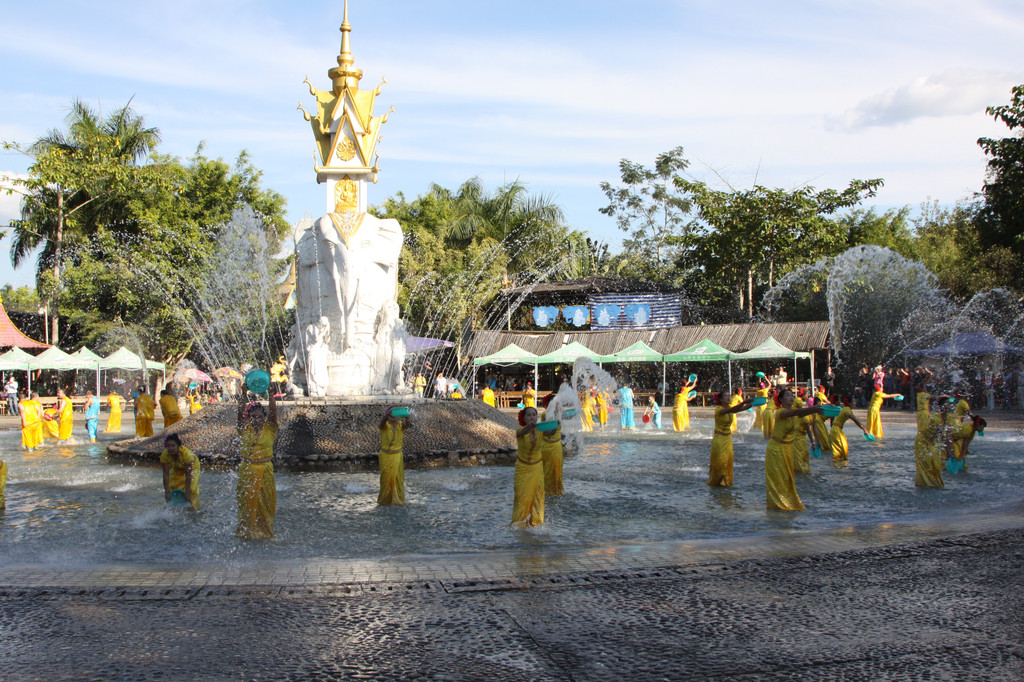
[512,407,544,527]
[765,388,822,511]
[523,382,536,408]
[377,407,410,505]
[540,397,564,496]
[812,386,831,451]
[187,391,203,415]
[135,387,155,437]
[913,391,943,487]
[104,392,123,433]
[160,387,182,429]
[19,391,43,450]
[829,398,868,467]
[673,379,697,432]
[235,392,278,539]
[866,384,902,439]
[580,391,595,431]
[596,390,609,428]
[42,404,60,440]
[728,388,743,433]
[708,392,754,486]
[55,389,74,441]
[481,385,496,408]
[752,380,770,431]
[761,389,776,440]
[160,434,200,511]
[790,392,813,474]
[0,452,6,510]
[950,390,977,460]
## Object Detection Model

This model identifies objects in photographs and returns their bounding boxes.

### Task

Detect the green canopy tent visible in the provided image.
[0,347,35,392]
[535,342,600,364]
[71,347,104,396]
[24,346,99,398]
[599,341,666,404]
[728,336,812,390]
[100,347,168,392]
[664,339,733,399]
[472,343,539,397]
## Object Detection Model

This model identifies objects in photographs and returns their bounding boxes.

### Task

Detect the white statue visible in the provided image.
[306,316,332,398]
[287,214,411,397]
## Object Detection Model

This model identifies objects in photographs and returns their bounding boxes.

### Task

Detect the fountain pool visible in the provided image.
[1,421,1021,570]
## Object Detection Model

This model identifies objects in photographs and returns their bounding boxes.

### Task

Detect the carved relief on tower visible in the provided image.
[335,134,357,162]
[334,176,359,214]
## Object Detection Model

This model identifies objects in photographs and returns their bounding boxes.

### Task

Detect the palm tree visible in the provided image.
[429,177,567,275]
[10,98,160,344]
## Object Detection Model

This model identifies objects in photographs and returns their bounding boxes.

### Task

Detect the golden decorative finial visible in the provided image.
[329,0,363,93]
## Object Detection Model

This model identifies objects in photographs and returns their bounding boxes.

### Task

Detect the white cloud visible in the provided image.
[826,70,1021,131]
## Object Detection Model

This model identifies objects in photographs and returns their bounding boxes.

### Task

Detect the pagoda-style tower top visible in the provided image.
[299,0,393,215]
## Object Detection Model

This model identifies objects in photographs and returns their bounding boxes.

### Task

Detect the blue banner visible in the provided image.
[625,303,652,326]
[562,305,590,327]
[593,304,621,326]
[532,306,560,327]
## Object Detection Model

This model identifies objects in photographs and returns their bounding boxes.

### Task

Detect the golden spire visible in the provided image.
[329,0,363,93]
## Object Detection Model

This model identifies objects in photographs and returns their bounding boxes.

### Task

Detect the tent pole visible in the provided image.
[661,361,666,407]
[534,363,538,394]
[810,350,816,393]
[793,357,798,389]
[728,360,732,393]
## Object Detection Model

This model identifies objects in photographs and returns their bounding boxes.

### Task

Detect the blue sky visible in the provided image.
[2,0,1023,288]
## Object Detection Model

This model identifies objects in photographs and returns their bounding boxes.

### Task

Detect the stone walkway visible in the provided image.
[1,506,1023,680]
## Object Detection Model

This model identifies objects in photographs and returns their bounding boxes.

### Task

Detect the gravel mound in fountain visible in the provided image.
[107,400,520,471]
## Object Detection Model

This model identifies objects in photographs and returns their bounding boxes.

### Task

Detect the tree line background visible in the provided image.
[2,85,1022,370]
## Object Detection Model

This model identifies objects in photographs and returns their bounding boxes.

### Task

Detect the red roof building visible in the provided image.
[0,294,49,350]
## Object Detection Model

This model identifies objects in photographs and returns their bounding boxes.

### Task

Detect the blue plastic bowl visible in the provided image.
[811,444,823,459]
[755,372,766,379]
[863,433,876,442]
[751,396,767,407]
[516,403,525,409]
[893,395,904,401]
[390,407,410,418]
[167,489,189,506]
[821,405,842,418]
[537,420,559,432]
[562,408,577,419]
[688,374,698,384]
[688,390,697,399]
[245,369,271,394]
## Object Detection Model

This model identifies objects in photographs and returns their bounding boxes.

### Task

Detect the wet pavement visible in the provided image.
[1,508,1023,680]
[2,408,1023,679]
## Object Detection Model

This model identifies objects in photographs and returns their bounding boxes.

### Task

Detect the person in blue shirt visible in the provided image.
[84,390,102,442]
[619,384,636,430]
[644,396,662,428]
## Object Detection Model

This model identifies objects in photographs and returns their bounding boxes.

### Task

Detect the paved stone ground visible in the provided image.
[2,519,1023,680]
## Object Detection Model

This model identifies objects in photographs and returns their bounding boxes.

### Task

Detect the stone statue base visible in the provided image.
[107,400,521,471]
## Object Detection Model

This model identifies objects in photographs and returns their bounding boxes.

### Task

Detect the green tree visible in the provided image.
[977,84,1024,257]
[837,207,914,253]
[0,285,41,314]
[599,146,692,283]
[909,200,1019,298]
[675,178,884,315]
[3,99,160,344]
[427,177,568,277]
[58,149,289,362]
